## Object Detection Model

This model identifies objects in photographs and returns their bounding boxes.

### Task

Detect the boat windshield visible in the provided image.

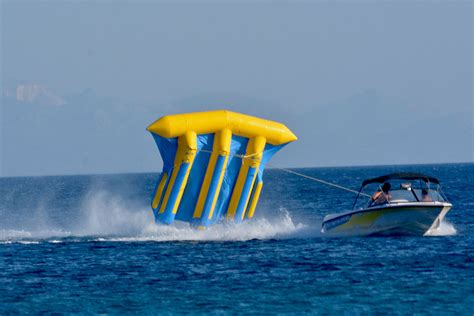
[389,188,445,203]
[352,180,447,209]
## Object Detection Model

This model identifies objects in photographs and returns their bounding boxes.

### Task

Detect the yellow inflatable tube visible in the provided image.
[148,110,297,227]
[147,110,297,146]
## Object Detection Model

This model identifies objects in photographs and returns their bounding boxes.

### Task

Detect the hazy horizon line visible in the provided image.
[2,160,473,179]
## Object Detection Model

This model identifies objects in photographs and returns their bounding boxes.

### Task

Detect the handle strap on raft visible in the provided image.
[198,148,369,197]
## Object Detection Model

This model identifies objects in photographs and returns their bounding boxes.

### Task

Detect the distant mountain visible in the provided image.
[1,83,161,176]
[1,84,471,176]
[2,83,65,107]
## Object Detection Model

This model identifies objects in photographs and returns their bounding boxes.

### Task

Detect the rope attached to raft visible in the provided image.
[197,148,369,197]
[267,165,371,198]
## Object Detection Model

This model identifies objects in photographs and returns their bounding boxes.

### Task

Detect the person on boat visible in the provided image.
[421,189,433,202]
[371,182,391,205]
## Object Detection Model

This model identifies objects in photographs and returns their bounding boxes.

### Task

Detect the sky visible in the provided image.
[0,1,473,177]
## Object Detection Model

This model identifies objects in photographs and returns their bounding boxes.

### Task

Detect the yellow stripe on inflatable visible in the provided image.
[152,172,168,209]
[193,153,218,218]
[172,132,197,214]
[193,129,232,219]
[208,155,229,220]
[240,167,258,221]
[226,164,249,219]
[147,110,297,146]
[159,165,180,214]
[227,136,266,220]
[159,131,197,214]
[246,181,263,219]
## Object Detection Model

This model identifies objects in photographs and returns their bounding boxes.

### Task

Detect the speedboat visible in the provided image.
[321,173,453,236]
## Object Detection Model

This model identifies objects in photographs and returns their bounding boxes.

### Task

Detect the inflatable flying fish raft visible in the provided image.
[147,110,297,228]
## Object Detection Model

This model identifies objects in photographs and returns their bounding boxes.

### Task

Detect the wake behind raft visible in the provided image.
[147,110,297,228]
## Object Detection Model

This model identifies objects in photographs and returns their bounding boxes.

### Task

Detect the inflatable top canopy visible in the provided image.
[147,110,297,228]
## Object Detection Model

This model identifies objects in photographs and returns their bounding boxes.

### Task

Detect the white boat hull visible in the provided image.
[322,202,452,236]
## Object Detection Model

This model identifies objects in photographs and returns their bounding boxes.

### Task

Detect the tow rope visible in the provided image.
[199,148,368,197]
[268,165,371,197]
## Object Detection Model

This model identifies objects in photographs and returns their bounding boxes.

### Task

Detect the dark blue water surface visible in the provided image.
[1,164,473,314]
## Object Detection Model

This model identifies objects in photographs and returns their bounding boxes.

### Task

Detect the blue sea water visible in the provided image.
[1,163,473,314]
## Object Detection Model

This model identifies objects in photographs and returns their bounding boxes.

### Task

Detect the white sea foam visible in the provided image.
[0,190,305,243]
[0,229,71,241]
[78,190,305,241]
[425,219,457,236]
[73,190,155,237]
[109,211,304,242]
